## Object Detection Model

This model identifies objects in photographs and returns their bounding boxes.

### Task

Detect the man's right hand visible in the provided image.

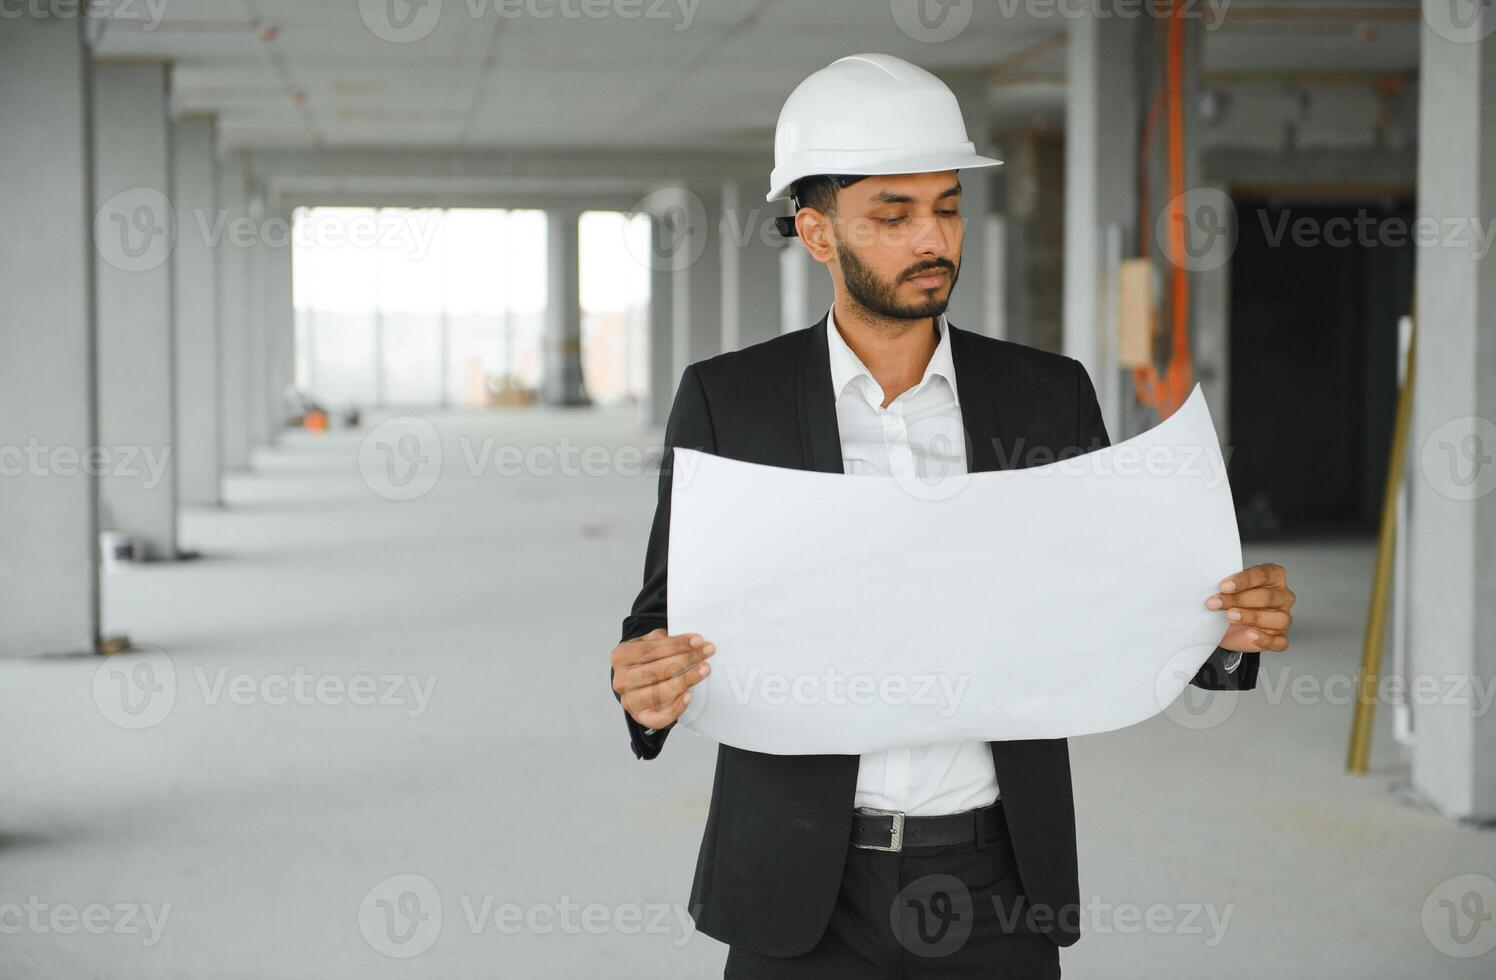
[611,628,715,731]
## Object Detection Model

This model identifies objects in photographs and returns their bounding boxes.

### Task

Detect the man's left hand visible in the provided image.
[1207,562,1294,653]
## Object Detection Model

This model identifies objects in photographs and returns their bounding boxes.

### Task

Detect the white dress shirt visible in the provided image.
[826,305,1001,817]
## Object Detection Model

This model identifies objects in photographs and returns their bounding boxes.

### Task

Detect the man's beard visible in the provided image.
[837,243,959,322]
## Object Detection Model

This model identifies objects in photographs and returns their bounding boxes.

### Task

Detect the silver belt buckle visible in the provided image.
[855,806,906,852]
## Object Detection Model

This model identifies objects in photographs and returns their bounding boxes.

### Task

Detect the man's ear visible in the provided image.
[796,209,835,265]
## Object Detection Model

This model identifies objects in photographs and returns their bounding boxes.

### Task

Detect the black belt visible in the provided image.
[850,800,1004,853]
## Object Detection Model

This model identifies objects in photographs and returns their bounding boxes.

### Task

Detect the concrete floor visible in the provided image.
[0,406,1491,978]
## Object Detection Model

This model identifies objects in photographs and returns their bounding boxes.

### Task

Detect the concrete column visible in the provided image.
[637,184,726,419]
[1408,5,1496,821]
[985,213,1007,342]
[244,187,272,447]
[1194,183,1233,446]
[780,245,834,334]
[937,69,997,339]
[541,207,589,406]
[171,115,220,509]
[0,17,98,656]
[264,210,295,436]
[1064,5,1143,439]
[645,209,674,430]
[720,179,782,352]
[670,184,723,382]
[93,62,177,560]
[218,149,251,473]
[1177,25,1224,446]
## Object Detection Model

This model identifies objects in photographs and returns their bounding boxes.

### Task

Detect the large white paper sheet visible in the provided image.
[667,384,1240,755]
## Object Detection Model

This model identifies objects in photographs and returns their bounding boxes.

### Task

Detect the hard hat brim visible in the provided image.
[766,149,1002,203]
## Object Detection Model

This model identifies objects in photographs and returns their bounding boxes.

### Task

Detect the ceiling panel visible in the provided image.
[86,0,1423,151]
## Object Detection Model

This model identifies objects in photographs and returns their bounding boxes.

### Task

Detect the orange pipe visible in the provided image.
[1132,0,1195,419]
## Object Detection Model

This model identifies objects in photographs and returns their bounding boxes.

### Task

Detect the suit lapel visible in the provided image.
[797,312,845,475]
[947,322,1003,474]
[797,315,1004,476]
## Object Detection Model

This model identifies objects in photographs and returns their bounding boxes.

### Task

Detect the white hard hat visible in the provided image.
[766,53,1001,204]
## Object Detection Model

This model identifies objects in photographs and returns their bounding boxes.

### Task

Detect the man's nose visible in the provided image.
[909,215,951,256]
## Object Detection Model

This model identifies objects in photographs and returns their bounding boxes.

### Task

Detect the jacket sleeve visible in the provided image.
[1071,358,1259,692]
[612,362,719,759]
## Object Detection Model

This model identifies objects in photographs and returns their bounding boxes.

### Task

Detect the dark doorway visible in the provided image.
[1227,195,1413,537]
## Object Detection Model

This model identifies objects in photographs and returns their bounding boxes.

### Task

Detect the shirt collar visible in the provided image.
[826,303,960,409]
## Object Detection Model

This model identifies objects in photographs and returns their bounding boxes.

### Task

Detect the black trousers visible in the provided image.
[723,807,1061,978]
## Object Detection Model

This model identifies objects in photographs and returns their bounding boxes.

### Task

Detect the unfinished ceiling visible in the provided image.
[89,0,1422,151]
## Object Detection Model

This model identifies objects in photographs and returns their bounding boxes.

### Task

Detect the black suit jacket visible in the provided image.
[614,315,1258,957]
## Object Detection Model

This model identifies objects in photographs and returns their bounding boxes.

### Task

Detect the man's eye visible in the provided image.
[937,209,960,217]
[879,216,907,226]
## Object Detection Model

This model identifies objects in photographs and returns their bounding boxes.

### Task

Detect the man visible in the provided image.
[610,54,1294,977]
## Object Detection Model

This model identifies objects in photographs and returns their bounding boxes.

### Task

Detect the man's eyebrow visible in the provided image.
[868,183,963,205]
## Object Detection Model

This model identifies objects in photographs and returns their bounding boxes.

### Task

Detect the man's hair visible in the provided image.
[777,174,868,239]
[792,174,870,217]
[792,174,842,219]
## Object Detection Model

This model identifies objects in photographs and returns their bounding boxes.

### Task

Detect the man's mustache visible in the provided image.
[902,258,957,280]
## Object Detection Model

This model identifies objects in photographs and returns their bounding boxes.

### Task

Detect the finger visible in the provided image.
[1223,607,1292,630]
[1222,625,1287,652]
[1253,630,1289,652]
[636,689,692,730]
[622,679,684,722]
[1208,586,1293,611]
[626,633,713,667]
[622,674,701,726]
[632,649,716,686]
[622,659,713,711]
[1217,562,1283,595]
[636,632,712,664]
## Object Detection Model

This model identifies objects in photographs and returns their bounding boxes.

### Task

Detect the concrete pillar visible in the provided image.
[0,17,99,656]
[939,69,997,339]
[265,210,296,436]
[998,131,1065,354]
[541,207,589,406]
[670,184,723,382]
[637,183,725,419]
[244,187,273,447]
[720,180,782,352]
[218,149,251,472]
[171,115,220,509]
[780,245,834,334]
[645,209,674,430]
[1064,5,1143,439]
[985,213,1007,342]
[92,62,178,560]
[1408,5,1496,821]
[1175,26,1226,447]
